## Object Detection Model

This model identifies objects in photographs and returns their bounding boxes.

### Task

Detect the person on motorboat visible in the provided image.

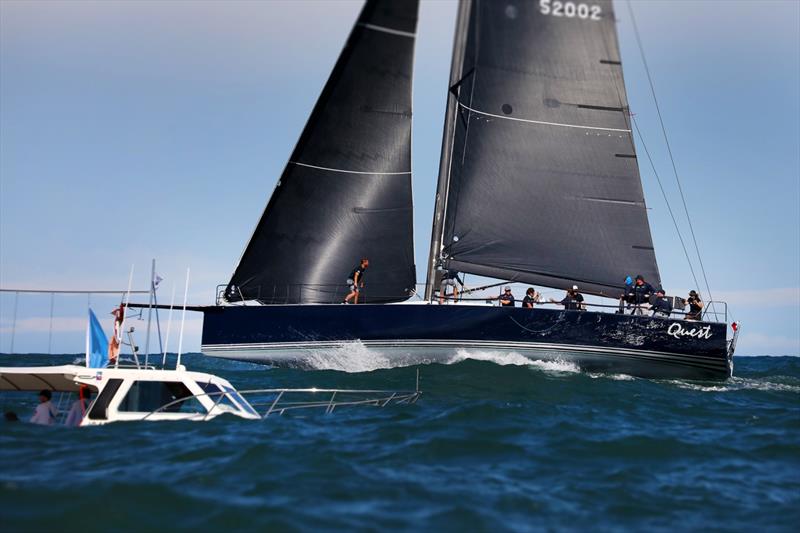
[522,287,540,308]
[108,305,124,364]
[439,269,464,304]
[64,387,93,427]
[685,290,704,320]
[343,258,369,304]
[650,289,673,317]
[30,390,57,425]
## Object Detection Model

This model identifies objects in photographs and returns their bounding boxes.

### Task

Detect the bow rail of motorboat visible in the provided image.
[146,380,422,420]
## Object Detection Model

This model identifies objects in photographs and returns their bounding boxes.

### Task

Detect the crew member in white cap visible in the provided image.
[550,285,584,311]
[489,286,516,307]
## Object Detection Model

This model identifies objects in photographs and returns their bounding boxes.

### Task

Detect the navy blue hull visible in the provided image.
[200,304,733,379]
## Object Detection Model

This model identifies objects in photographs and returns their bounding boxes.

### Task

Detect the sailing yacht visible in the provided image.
[196,0,738,379]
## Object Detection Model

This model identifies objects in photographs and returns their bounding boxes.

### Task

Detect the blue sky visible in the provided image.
[1,0,798,355]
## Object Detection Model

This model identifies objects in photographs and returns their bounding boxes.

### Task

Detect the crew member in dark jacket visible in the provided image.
[631,275,655,314]
[550,286,584,311]
[650,289,673,317]
[489,286,516,307]
[685,290,704,320]
[522,287,540,308]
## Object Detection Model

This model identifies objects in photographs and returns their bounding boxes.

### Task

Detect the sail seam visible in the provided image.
[579,196,642,206]
[290,161,411,175]
[457,102,631,132]
[358,23,416,38]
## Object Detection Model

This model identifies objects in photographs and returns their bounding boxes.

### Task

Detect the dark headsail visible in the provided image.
[427,0,660,298]
[228,0,419,304]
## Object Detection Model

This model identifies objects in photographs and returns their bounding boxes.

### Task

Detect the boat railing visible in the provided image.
[216,283,423,306]
[701,301,728,324]
[144,386,422,420]
[214,282,729,323]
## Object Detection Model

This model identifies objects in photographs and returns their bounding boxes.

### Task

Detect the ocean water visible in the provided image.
[1,352,798,532]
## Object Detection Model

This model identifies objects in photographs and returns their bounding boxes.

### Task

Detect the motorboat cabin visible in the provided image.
[0,364,260,426]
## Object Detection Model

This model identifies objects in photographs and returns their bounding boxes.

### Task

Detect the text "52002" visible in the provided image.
[539,0,602,20]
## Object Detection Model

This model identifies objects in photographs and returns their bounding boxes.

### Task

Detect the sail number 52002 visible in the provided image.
[539,0,602,20]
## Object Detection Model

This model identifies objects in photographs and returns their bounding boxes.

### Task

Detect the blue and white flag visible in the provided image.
[85,309,109,368]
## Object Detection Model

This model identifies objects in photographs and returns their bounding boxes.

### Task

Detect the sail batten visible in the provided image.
[227,0,419,304]
[428,0,660,298]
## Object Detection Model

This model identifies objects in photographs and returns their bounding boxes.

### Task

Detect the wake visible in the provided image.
[300,341,580,374]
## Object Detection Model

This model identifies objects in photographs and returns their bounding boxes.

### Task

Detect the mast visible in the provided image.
[424,0,472,301]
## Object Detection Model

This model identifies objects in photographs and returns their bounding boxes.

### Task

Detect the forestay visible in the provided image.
[228,0,419,304]
[429,0,660,297]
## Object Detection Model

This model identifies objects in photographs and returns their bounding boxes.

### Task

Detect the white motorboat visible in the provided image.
[0,300,421,427]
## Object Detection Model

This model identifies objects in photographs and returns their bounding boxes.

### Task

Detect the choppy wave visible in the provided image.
[1,354,798,531]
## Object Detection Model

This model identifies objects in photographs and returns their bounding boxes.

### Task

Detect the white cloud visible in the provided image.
[0,314,204,352]
[734,331,800,356]
[711,288,800,308]
[0,316,87,334]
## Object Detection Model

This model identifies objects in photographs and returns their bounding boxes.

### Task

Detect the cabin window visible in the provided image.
[118,381,205,414]
[224,386,258,416]
[197,382,240,411]
[88,379,123,420]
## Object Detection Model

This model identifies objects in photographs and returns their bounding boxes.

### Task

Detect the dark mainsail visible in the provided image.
[428,0,660,298]
[228,0,419,304]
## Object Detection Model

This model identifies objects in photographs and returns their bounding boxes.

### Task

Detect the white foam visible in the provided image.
[588,372,636,381]
[663,376,800,393]
[302,340,398,373]
[524,358,581,373]
[299,343,581,374]
[444,349,580,373]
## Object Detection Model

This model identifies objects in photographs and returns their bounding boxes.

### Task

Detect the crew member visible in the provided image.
[685,290,703,321]
[551,286,584,311]
[650,289,673,317]
[631,275,655,315]
[489,286,516,307]
[618,275,635,314]
[344,258,369,304]
[439,269,464,304]
[522,287,540,309]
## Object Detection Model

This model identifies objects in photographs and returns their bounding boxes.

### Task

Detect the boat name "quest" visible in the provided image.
[667,323,713,340]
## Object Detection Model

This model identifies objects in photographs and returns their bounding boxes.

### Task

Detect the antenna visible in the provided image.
[144,258,156,367]
[176,268,190,369]
[161,284,177,368]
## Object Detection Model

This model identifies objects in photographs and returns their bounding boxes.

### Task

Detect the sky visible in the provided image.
[0,0,798,356]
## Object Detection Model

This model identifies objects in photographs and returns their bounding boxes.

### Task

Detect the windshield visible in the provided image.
[197,382,240,412]
[223,386,259,416]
